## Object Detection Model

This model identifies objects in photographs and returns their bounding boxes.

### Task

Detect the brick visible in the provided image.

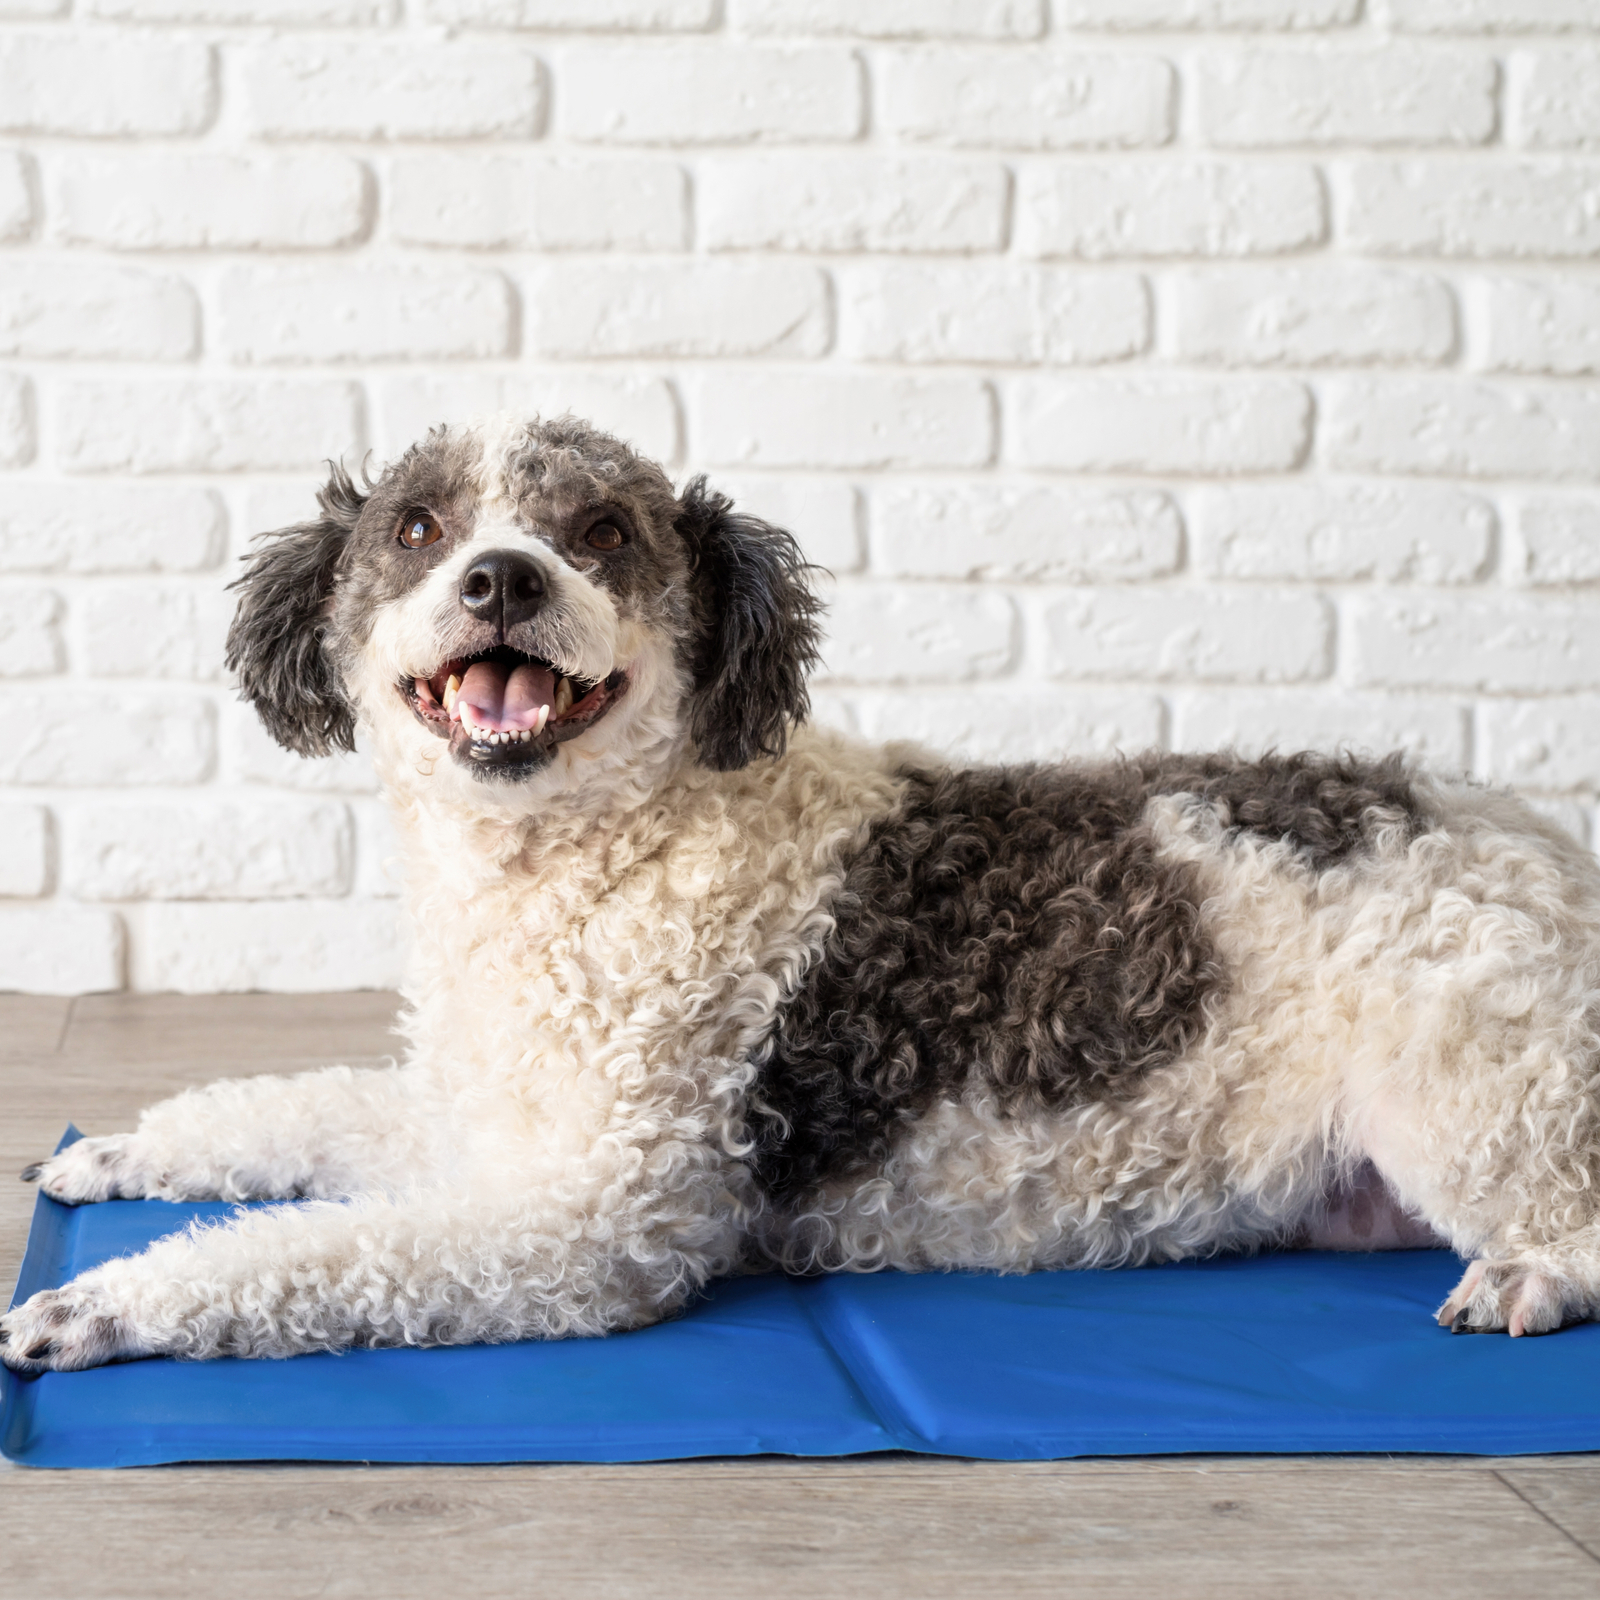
[0,589,63,676]
[1510,50,1600,148]
[1478,275,1600,376]
[79,586,232,682]
[558,45,861,144]
[0,803,49,896]
[1172,265,1455,366]
[1516,497,1600,586]
[1011,376,1310,474]
[375,373,679,463]
[1044,589,1333,683]
[693,372,993,469]
[55,380,362,475]
[219,265,512,364]
[66,800,351,901]
[0,373,33,467]
[1193,484,1493,584]
[0,36,213,137]
[881,51,1173,149]
[1322,379,1600,481]
[91,0,392,17]
[0,908,121,996]
[0,151,31,241]
[871,484,1181,581]
[1385,0,1600,30]
[1061,0,1358,23]
[850,688,1163,764]
[820,582,1016,682]
[701,155,1007,253]
[50,154,369,251]
[241,41,542,140]
[426,0,714,23]
[237,481,328,547]
[1349,595,1600,692]
[1174,691,1468,768]
[0,485,222,574]
[0,261,196,361]
[1017,161,1324,259]
[1197,49,1495,147]
[704,477,862,572]
[524,261,828,359]
[388,155,686,251]
[838,264,1148,364]
[132,901,403,993]
[353,800,401,899]
[0,689,212,786]
[1344,162,1600,258]
[732,0,1044,36]
[224,702,381,795]
[1480,697,1600,791]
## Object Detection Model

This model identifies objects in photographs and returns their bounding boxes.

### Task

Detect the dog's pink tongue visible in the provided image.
[457,659,554,731]
[503,662,554,727]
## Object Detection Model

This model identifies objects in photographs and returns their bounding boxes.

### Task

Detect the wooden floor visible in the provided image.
[3,993,1599,1599]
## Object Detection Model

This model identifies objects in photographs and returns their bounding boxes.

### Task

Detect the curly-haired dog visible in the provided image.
[6,414,1599,1373]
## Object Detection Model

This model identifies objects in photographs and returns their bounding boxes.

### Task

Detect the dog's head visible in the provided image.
[226,414,823,805]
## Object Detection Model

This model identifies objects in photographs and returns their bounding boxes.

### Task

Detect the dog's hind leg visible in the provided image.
[23,1062,445,1206]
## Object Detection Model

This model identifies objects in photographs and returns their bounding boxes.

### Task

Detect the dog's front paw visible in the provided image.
[0,1283,146,1373]
[1437,1259,1586,1337]
[23,1134,144,1206]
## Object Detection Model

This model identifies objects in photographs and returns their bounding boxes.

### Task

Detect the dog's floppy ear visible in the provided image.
[676,476,824,772]
[225,463,366,758]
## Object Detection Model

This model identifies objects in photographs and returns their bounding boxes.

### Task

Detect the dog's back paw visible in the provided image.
[1437,1258,1586,1337]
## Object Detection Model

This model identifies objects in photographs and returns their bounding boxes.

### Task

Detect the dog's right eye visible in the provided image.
[398,512,443,549]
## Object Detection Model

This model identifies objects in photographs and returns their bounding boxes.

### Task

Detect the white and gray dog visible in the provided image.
[5,412,1600,1374]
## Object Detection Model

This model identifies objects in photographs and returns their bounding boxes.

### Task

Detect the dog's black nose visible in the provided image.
[459,549,547,633]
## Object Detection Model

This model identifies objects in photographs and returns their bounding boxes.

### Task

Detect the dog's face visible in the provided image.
[227,414,822,807]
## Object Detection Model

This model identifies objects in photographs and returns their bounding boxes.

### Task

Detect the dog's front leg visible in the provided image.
[23,1064,444,1207]
[0,1177,718,1372]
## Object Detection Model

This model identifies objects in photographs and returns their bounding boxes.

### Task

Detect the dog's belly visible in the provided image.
[1296,1160,1447,1251]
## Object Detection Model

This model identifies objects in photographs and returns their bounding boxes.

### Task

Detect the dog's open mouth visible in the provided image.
[402,647,628,770]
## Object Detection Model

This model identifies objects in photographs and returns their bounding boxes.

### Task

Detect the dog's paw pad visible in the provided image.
[28,1135,139,1206]
[1438,1259,1581,1337]
[0,1286,138,1373]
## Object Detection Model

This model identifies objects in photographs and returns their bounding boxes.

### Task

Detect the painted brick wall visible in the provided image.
[3,0,1600,993]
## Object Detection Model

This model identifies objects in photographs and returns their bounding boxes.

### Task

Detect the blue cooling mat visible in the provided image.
[7,1130,1600,1466]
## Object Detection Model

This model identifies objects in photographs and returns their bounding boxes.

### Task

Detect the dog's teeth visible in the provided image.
[444,674,460,714]
[553,678,573,718]
[534,704,550,736]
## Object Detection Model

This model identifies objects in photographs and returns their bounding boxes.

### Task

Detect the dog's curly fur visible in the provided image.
[7,413,1600,1374]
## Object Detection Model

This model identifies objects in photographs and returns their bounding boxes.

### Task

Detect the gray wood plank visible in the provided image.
[62,992,403,1065]
[1495,1463,1600,1564]
[0,997,71,1058]
[1,1461,1595,1600]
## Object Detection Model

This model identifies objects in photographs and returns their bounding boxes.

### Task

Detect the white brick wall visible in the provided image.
[5,8,1600,993]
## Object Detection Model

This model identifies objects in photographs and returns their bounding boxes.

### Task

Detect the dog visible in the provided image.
[5,411,1599,1374]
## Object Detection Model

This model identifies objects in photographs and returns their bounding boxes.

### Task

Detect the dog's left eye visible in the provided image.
[586,523,625,552]
[398,512,443,549]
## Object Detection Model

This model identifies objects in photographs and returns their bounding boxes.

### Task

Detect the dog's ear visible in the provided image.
[225,463,365,758]
[676,476,824,772]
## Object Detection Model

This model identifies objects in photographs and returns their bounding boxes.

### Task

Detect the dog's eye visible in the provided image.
[586,523,625,552]
[398,512,443,550]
